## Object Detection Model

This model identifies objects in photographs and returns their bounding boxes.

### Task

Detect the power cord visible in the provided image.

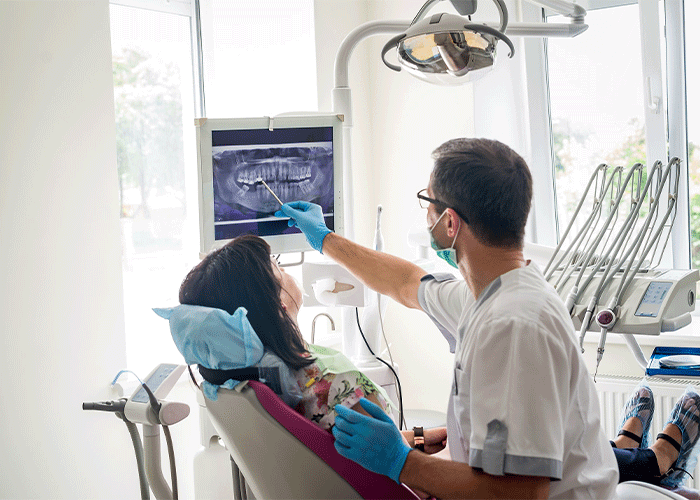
[355,307,406,430]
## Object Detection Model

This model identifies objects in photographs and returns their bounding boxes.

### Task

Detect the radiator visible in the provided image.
[596,375,700,489]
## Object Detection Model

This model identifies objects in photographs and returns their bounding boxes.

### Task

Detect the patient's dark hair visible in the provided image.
[179,234,314,370]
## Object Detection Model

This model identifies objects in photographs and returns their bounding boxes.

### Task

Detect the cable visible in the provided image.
[377,295,396,370]
[355,307,406,430]
[121,415,150,500]
[188,365,201,390]
[162,425,178,500]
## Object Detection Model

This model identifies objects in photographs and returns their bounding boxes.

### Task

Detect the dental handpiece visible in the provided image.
[594,307,616,381]
[594,328,607,383]
[596,329,607,366]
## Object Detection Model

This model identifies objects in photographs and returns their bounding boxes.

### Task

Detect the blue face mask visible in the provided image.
[428,209,460,269]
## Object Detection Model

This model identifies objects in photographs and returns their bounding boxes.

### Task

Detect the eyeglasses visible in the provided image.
[270,254,282,269]
[417,189,469,224]
[417,189,444,209]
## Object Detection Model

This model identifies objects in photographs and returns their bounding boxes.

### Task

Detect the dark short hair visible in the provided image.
[430,138,532,247]
[179,234,314,370]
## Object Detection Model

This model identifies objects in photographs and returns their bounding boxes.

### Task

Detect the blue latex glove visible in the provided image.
[332,398,412,484]
[274,201,332,253]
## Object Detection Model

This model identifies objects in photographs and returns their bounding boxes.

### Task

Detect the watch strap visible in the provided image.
[413,426,425,452]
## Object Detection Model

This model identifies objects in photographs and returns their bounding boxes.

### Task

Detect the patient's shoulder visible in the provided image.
[293,366,389,430]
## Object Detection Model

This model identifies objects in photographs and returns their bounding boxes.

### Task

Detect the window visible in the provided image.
[200,0,318,117]
[535,0,700,326]
[684,2,700,268]
[539,1,698,269]
[110,1,318,373]
[548,6,647,234]
[110,3,200,374]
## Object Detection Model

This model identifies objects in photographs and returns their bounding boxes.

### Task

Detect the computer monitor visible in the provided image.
[195,114,344,256]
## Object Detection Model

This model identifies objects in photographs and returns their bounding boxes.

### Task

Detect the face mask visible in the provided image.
[428,209,460,269]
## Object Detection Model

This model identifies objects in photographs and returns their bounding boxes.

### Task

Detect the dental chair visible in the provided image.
[205,380,689,500]
[204,380,420,500]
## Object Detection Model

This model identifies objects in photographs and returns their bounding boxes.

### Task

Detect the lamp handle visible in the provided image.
[381,33,407,72]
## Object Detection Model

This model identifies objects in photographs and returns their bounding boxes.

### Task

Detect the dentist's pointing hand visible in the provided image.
[274,201,332,253]
[332,398,412,484]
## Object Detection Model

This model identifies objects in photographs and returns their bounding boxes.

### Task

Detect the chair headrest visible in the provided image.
[153,305,264,400]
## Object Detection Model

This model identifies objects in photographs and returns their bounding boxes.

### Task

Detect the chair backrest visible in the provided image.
[204,380,420,500]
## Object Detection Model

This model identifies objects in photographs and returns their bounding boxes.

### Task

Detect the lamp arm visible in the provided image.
[411,0,444,25]
[524,0,586,20]
[491,0,509,33]
[334,20,410,89]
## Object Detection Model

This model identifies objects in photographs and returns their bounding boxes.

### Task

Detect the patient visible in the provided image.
[613,381,700,499]
[173,233,442,452]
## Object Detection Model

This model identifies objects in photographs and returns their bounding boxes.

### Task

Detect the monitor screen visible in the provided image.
[196,115,344,255]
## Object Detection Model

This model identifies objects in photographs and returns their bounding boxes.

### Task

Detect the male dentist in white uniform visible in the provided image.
[276,138,618,499]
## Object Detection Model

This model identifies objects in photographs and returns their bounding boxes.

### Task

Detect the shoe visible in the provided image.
[617,380,655,449]
[659,386,700,488]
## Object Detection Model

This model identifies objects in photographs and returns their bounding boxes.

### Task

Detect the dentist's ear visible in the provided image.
[446,209,461,236]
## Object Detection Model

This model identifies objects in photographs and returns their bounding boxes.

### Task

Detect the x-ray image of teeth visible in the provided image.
[212,144,334,221]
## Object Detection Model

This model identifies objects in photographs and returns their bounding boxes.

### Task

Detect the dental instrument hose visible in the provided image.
[83,399,150,499]
[162,425,178,500]
[141,383,179,500]
[356,307,406,430]
[120,414,151,500]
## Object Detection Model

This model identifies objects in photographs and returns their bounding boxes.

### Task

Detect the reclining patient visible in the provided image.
[158,234,440,451]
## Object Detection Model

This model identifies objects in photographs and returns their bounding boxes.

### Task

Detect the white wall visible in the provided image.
[0,1,138,498]
[314,0,475,415]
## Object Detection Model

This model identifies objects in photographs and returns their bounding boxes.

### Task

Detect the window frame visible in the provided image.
[109,0,205,373]
[527,0,691,270]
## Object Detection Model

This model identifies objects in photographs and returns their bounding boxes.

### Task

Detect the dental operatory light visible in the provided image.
[381,0,588,85]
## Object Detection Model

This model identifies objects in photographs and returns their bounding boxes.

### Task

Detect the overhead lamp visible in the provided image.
[381,0,587,85]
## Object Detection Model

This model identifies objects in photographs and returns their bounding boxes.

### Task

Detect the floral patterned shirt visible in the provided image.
[293,363,390,431]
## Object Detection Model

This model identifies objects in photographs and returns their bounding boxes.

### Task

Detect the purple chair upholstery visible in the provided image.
[247,380,419,500]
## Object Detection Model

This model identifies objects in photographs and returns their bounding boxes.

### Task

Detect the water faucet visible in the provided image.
[311,313,335,344]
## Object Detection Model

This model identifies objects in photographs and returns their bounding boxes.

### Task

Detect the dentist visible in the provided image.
[275,138,618,499]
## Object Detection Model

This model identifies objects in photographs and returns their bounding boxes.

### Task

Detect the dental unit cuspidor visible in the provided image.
[543,159,699,380]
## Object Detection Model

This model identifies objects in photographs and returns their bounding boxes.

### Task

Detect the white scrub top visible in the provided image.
[418,263,618,500]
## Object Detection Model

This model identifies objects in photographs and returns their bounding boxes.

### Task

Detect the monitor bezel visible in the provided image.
[195,114,344,256]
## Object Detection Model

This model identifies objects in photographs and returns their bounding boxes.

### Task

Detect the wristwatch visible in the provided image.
[413,426,425,452]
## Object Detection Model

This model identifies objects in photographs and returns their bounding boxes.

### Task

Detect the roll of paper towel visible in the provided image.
[312,278,355,306]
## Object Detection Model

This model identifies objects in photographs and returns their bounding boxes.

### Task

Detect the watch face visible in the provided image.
[413,426,425,450]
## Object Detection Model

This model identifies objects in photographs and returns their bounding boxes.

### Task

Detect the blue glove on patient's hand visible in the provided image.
[332,398,412,484]
[274,201,332,253]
